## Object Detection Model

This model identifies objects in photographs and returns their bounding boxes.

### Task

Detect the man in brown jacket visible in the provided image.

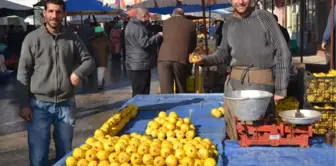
[91,26,110,89]
[158,8,197,93]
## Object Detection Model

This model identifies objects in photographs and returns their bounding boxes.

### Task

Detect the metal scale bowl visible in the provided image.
[224,90,322,148]
[279,109,321,125]
[225,90,273,121]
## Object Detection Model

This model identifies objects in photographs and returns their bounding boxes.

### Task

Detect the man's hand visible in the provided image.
[158,32,163,36]
[20,107,33,121]
[70,73,80,87]
[321,42,327,50]
[189,54,204,65]
[274,95,285,105]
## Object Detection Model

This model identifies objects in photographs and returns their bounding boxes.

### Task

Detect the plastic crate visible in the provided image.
[304,71,336,103]
[310,103,336,135]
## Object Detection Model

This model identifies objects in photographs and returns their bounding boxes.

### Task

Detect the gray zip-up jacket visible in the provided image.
[17,26,95,109]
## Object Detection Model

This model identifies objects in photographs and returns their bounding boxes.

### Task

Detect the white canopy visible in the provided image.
[1,0,32,10]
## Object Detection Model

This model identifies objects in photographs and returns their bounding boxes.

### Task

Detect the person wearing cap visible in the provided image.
[91,26,111,89]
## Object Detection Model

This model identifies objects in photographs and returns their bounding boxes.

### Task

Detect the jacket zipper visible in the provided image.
[54,36,58,103]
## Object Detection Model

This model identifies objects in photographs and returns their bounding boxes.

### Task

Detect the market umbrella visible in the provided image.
[0,0,34,17]
[102,0,229,11]
[65,0,121,16]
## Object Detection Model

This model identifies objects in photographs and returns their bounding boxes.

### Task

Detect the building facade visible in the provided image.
[263,0,332,55]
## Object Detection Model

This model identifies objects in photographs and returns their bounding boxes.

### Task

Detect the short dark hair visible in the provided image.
[44,0,66,11]
[273,14,278,22]
[172,8,184,16]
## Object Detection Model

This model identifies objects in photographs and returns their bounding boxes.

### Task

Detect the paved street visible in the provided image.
[0,60,160,166]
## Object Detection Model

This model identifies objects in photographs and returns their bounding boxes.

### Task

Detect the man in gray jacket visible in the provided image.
[125,8,162,96]
[16,0,95,165]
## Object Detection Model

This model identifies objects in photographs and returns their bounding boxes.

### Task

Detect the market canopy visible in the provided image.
[0,0,34,17]
[33,0,122,16]
[102,0,231,14]
[148,4,232,14]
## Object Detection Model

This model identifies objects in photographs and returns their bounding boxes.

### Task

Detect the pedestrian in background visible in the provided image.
[91,26,111,89]
[321,5,336,68]
[125,8,163,97]
[16,0,95,165]
[157,8,197,94]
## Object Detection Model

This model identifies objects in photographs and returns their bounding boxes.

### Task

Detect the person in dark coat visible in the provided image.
[125,8,163,96]
[77,19,94,53]
[273,14,290,46]
[214,20,224,47]
[157,8,197,94]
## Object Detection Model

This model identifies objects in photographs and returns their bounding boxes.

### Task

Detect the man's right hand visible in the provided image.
[20,107,33,121]
[189,54,204,65]
[321,42,327,50]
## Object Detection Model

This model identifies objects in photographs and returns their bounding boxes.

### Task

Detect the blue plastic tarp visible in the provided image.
[224,139,336,166]
[65,0,119,12]
[53,94,336,166]
[54,94,226,166]
[148,4,232,14]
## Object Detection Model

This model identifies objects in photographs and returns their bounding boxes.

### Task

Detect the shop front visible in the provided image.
[262,0,331,55]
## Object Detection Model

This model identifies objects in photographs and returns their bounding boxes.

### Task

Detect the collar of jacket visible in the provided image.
[41,24,66,36]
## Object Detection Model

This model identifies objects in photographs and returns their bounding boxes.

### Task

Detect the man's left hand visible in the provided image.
[70,73,80,87]
[274,95,285,105]
[321,42,327,50]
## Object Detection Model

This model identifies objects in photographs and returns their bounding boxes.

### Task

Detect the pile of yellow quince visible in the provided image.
[93,104,139,138]
[145,111,196,140]
[313,104,335,110]
[211,107,225,118]
[312,69,336,77]
[312,104,336,135]
[66,111,218,166]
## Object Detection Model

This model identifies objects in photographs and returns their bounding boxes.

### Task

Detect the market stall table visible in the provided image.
[54,94,226,166]
[54,94,336,166]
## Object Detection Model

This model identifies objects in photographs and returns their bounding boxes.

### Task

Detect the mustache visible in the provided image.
[48,18,59,21]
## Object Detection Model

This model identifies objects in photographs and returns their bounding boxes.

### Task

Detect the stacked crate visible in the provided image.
[304,70,336,135]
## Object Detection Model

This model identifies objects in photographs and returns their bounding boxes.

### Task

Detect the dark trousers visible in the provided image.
[157,61,190,94]
[129,70,151,97]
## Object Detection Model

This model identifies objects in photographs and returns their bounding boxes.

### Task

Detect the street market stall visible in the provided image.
[55,94,335,166]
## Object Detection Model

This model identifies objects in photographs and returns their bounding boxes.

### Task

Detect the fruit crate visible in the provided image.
[311,103,336,135]
[304,71,336,104]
